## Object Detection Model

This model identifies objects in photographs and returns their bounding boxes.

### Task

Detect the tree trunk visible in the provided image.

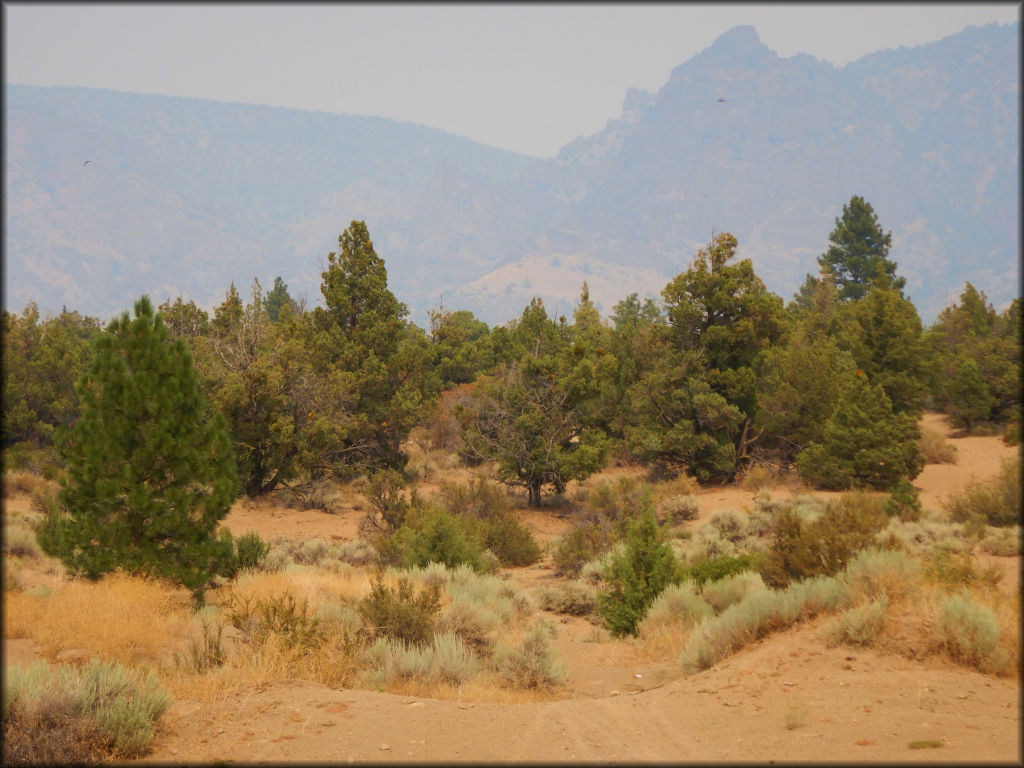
[528,481,542,508]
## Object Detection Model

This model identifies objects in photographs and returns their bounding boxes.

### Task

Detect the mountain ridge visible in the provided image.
[4,22,1018,326]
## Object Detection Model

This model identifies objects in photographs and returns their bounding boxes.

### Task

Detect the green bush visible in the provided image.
[493,622,567,689]
[882,479,922,521]
[357,575,441,647]
[378,508,493,573]
[479,514,541,567]
[684,553,763,589]
[234,531,269,571]
[597,500,682,637]
[3,659,169,762]
[842,547,918,602]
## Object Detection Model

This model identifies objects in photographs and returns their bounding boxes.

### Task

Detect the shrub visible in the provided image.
[660,494,700,524]
[597,500,682,636]
[842,547,918,603]
[536,581,598,617]
[493,622,567,689]
[234,531,269,571]
[357,575,441,647]
[584,477,646,529]
[679,576,848,672]
[705,509,750,542]
[918,428,957,465]
[977,526,1021,557]
[942,456,1020,527]
[360,469,411,534]
[760,493,889,587]
[882,479,922,521]
[378,508,493,573]
[639,582,713,633]
[479,514,541,567]
[552,518,617,577]
[225,591,323,649]
[175,616,225,673]
[3,659,169,762]
[924,548,1002,591]
[3,519,41,559]
[823,596,889,647]
[366,632,479,687]
[936,591,1010,674]
[699,571,767,613]
[738,462,777,491]
[684,553,763,589]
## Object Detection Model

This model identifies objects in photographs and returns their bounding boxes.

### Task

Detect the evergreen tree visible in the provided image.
[456,298,609,506]
[37,296,238,601]
[597,496,680,636]
[794,371,923,490]
[627,232,785,480]
[819,196,904,301]
[263,276,298,322]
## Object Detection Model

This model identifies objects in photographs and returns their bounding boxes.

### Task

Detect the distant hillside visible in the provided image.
[4,22,1018,326]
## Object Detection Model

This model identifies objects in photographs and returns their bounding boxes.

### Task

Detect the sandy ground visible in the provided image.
[4,413,1021,764]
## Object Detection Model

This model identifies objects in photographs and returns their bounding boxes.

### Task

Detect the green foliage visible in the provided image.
[882,478,923,521]
[35,296,237,601]
[627,232,785,481]
[2,303,102,448]
[437,478,541,566]
[233,531,269,571]
[597,497,682,636]
[378,506,494,574]
[795,372,923,490]
[357,575,441,647]
[263,276,297,322]
[818,195,904,301]
[427,308,494,387]
[456,298,610,506]
[760,493,890,587]
[925,286,1020,430]
[683,553,764,589]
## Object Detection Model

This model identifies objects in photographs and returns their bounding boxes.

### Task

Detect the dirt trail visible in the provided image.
[5,413,1021,763]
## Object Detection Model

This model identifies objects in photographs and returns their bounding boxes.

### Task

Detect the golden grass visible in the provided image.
[4,572,194,668]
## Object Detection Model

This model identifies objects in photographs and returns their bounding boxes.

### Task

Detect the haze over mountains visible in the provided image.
[5,23,1018,326]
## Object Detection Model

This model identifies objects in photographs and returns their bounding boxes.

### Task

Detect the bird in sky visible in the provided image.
[82,160,92,166]
[717,98,726,103]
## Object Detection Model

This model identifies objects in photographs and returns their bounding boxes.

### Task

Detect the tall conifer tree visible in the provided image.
[38,296,238,600]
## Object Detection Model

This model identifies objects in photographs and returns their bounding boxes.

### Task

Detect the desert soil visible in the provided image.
[4,413,1020,764]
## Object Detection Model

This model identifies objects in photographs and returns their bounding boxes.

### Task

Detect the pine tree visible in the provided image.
[37,296,238,601]
[819,196,904,301]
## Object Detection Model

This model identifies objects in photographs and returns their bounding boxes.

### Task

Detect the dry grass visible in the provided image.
[4,572,194,667]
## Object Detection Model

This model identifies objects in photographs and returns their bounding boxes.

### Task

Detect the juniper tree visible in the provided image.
[37,296,238,601]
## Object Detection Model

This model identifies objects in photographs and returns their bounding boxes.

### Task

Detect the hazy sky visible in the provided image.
[4,3,1020,157]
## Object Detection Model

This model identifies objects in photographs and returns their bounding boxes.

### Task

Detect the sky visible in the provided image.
[4,3,1020,158]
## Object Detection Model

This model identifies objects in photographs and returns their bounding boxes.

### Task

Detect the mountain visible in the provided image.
[4,22,1018,326]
